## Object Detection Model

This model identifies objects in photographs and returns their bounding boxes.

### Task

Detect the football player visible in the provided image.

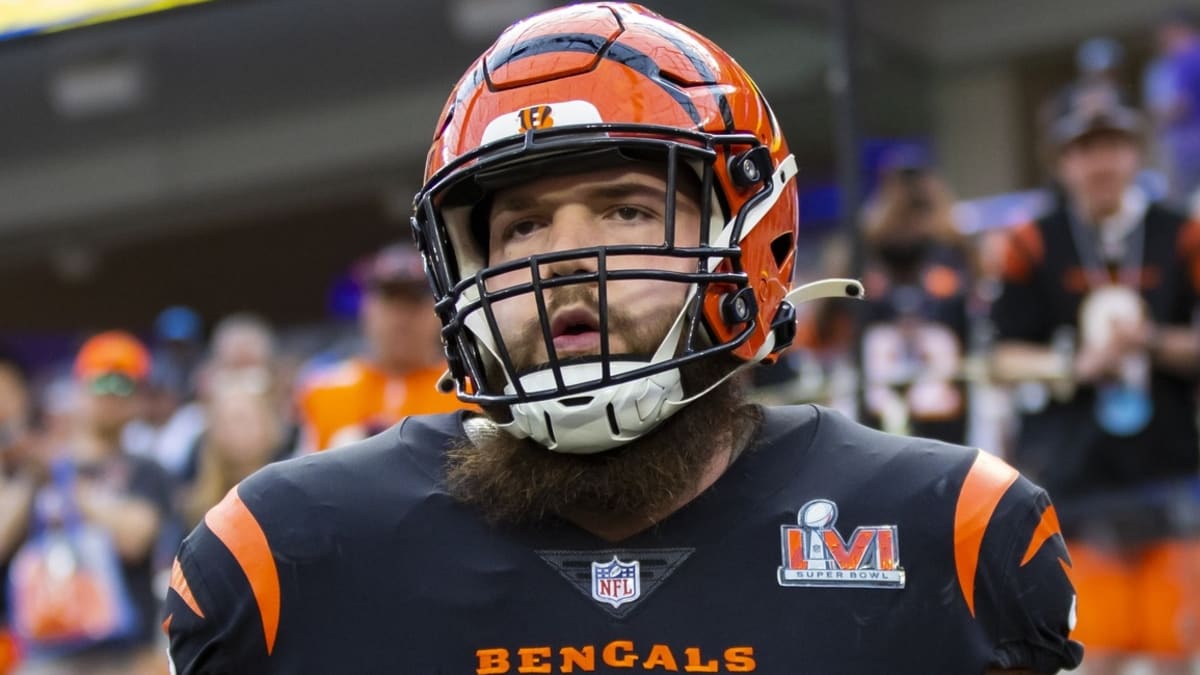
[166,4,1082,673]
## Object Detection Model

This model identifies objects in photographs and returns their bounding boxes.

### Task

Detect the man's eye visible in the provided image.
[504,220,542,240]
[611,206,652,221]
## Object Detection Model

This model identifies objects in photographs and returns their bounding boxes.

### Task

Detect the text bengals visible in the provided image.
[476,641,756,673]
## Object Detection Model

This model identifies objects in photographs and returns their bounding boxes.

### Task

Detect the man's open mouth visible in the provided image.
[550,308,602,354]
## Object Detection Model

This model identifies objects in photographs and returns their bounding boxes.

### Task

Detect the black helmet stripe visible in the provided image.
[481,32,703,127]
[636,23,736,132]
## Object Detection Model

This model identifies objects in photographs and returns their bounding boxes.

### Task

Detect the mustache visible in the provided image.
[505,286,646,371]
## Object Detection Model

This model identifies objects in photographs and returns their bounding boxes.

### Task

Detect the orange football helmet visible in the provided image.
[413,3,854,452]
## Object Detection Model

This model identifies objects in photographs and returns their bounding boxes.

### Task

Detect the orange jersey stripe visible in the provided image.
[954,449,1019,617]
[1020,504,1064,567]
[169,557,206,619]
[1001,221,1045,283]
[205,487,281,655]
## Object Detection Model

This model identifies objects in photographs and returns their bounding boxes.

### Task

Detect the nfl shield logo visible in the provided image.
[591,557,640,608]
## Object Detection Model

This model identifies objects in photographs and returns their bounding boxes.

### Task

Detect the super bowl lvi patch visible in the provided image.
[777,499,906,588]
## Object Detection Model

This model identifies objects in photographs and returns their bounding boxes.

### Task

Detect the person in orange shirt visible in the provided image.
[298,244,462,451]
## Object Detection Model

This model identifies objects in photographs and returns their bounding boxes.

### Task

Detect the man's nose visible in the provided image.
[541,208,599,278]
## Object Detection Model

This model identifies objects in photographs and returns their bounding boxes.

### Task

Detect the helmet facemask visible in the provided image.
[415,125,793,454]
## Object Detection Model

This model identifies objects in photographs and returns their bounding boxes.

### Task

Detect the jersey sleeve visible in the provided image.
[975,483,1084,673]
[164,488,277,675]
[991,221,1054,343]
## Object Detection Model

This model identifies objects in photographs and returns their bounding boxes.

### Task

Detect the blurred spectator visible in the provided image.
[0,355,35,675]
[1146,9,1200,204]
[991,89,1200,664]
[855,153,975,444]
[200,313,276,396]
[6,332,172,675]
[175,313,293,483]
[121,363,205,484]
[297,244,462,451]
[181,387,282,529]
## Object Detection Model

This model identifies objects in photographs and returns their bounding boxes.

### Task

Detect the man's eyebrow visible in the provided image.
[489,180,698,218]
[586,181,702,210]
[489,194,539,216]
[582,182,670,203]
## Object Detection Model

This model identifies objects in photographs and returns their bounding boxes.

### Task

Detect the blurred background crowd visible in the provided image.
[1,0,1200,674]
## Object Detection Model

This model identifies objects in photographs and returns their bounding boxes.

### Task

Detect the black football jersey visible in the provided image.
[165,406,1082,674]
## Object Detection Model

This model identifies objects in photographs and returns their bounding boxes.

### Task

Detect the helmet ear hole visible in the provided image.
[770,232,794,268]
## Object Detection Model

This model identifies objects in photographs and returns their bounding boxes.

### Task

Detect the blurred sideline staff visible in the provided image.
[856,151,974,444]
[780,151,975,445]
[297,244,462,451]
[991,86,1200,661]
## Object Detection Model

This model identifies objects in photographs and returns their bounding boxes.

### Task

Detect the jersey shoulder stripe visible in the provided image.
[1020,503,1064,567]
[168,557,205,619]
[204,486,281,654]
[953,449,1020,617]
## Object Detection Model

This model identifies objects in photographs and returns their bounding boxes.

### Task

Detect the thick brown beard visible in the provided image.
[444,355,760,526]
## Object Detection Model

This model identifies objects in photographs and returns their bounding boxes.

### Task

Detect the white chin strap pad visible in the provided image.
[500,361,684,454]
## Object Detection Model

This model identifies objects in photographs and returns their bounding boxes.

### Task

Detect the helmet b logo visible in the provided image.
[517,105,554,132]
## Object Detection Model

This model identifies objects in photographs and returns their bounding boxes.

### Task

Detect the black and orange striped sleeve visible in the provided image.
[952,450,1083,672]
[165,486,280,675]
